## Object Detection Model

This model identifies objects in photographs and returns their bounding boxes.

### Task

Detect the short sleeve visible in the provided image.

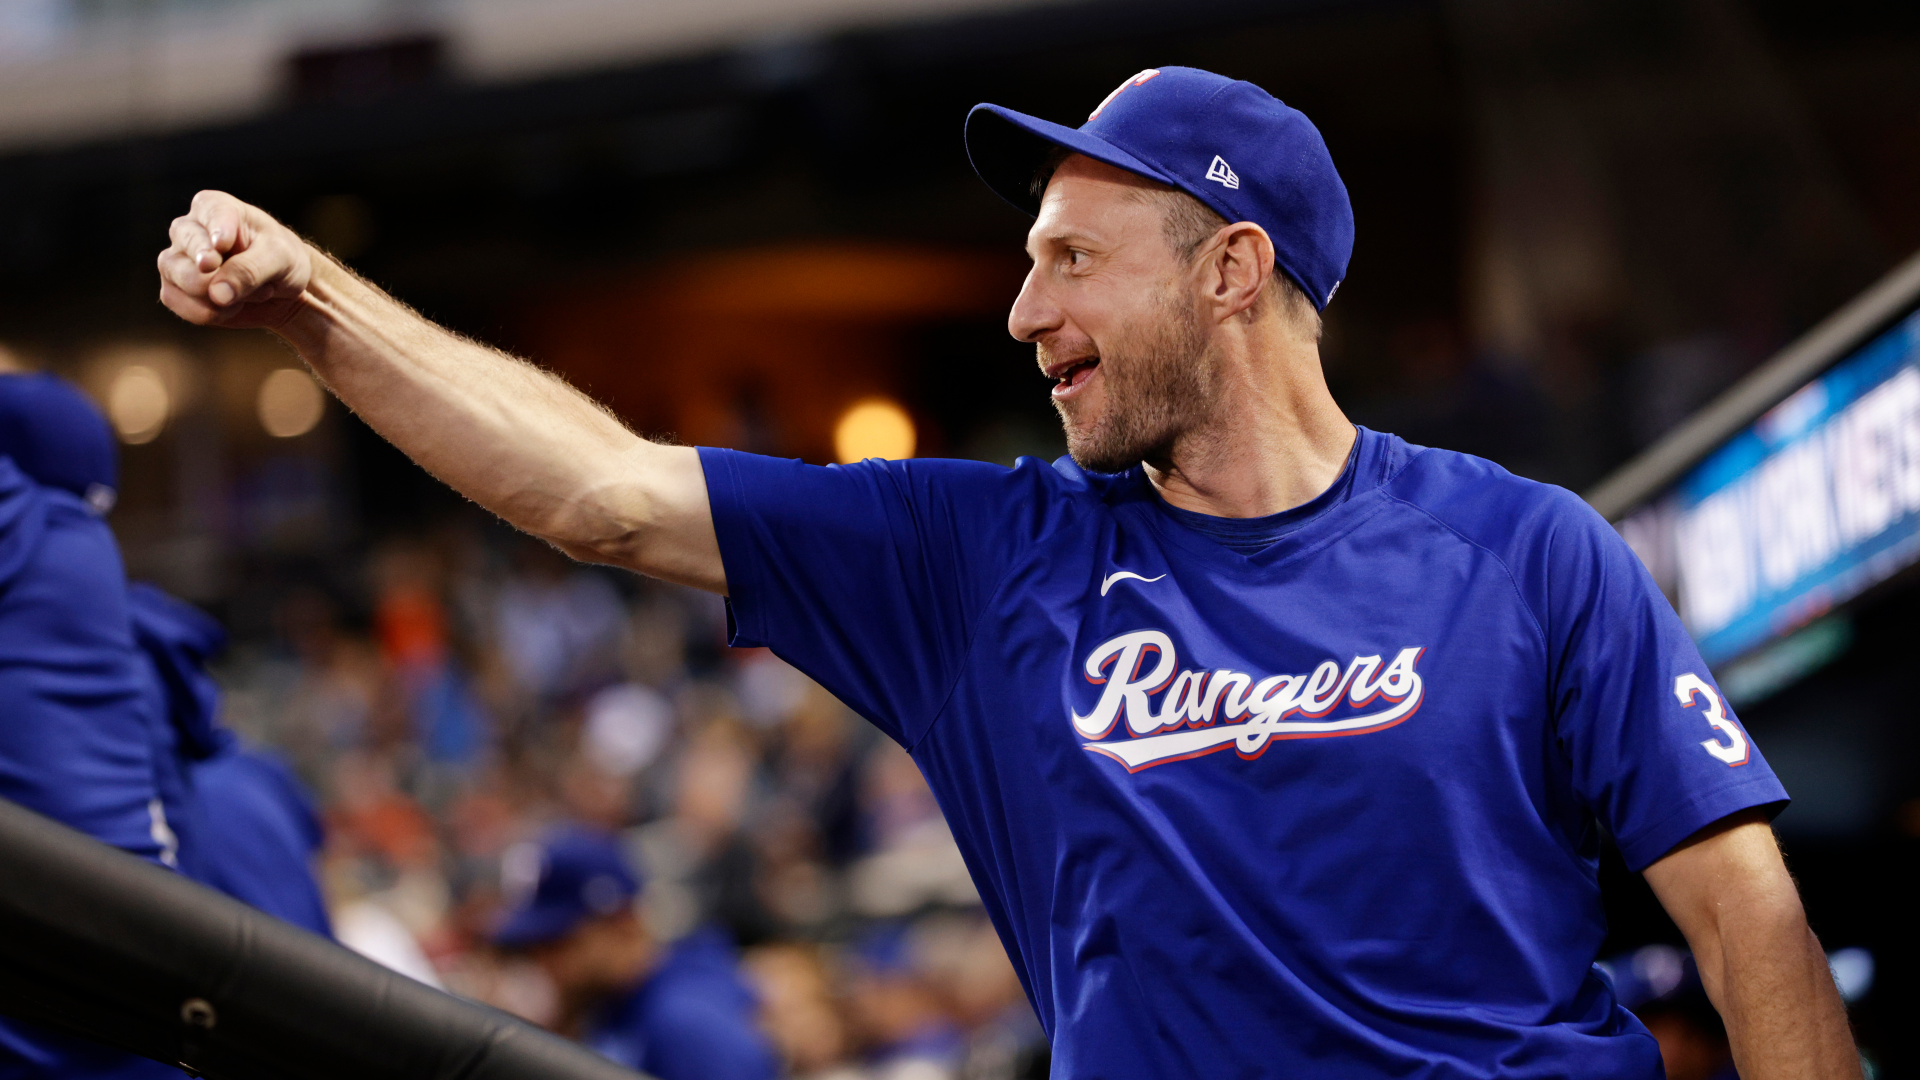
[698,448,1059,748]
[1542,493,1790,871]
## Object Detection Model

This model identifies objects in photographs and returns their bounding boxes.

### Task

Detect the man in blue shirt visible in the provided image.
[492,827,776,1080]
[158,65,1857,1077]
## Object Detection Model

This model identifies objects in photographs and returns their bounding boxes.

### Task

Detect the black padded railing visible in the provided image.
[0,796,647,1080]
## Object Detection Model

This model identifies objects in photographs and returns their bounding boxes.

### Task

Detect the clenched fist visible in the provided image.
[157,191,315,330]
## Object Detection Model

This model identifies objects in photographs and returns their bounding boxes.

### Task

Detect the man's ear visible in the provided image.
[1206,222,1277,322]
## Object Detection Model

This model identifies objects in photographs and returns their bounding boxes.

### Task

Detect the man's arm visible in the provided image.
[1643,809,1860,1079]
[156,190,724,593]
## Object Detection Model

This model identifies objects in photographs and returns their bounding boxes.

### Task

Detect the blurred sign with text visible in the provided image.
[1618,306,1920,666]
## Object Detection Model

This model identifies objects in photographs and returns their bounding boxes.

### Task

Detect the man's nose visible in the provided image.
[1007,266,1060,344]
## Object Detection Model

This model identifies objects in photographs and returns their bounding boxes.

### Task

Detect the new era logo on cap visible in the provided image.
[1205,155,1240,190]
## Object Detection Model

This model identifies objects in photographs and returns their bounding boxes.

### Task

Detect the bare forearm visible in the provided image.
[1695,907,1858,1080]
[276,255,721,590]
[1648,817,1858,1080]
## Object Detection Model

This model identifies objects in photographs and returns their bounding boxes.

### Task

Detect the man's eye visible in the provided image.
[1066,250,1087,267]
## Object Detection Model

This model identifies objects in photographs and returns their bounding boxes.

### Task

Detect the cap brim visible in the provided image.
[964,104,1176,217]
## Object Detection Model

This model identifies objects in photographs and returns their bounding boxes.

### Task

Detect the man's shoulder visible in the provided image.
[709,447,1117,510]
[888,453,1133,541]
[899,452,1126,501]
[1376,437,1608,559]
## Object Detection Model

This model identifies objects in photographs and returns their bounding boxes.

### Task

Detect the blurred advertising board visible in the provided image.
[1617,308,1920,665]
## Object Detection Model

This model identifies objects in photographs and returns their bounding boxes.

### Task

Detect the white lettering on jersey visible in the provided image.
[148,798,178,868]
[1673,672,1749,766]
[1072,629,1424,771]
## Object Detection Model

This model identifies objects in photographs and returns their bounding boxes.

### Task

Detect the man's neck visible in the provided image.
[1144,335,1356,519]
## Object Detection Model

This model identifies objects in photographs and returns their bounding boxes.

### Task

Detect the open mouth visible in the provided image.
[1051,357,1100,396]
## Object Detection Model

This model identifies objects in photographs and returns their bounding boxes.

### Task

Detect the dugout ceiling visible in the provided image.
[0,0,1916,503]
[514,243,1025,461]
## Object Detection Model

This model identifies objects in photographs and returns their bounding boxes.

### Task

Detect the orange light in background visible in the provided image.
[108,365,170,444]
[257,367,326,438]
[833,398,916,463]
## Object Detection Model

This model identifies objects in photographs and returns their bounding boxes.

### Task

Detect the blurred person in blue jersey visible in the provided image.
[0,368,331,936]
[0,369,332,1079]
[0,370,180,1079]
[493,827,776,1080]
[128,581,332,937]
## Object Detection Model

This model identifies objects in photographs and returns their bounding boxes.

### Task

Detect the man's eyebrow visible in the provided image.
[1027,230,1098,256]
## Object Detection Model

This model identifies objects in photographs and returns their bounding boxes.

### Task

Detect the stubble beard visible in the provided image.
[1048,291,1215,474]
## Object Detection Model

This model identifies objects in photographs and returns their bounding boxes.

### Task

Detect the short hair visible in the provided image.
[1031,149,1323,341]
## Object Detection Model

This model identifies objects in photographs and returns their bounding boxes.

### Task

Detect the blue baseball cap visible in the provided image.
[965,66,1353,311]
[0,373,118,511]
[493,826,642,949]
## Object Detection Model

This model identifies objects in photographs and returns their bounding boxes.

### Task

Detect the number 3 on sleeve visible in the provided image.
[1673,673,1750,766]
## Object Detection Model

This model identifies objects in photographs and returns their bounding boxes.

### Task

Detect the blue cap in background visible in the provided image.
[965,66,1354,311]
[493,826,642,949]
[0,372,118,511]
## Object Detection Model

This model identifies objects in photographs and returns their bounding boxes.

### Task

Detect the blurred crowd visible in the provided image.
[214,520,1047,1080]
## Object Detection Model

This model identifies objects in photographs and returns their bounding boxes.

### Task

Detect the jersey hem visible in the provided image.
[1614,777,1791,872]
[697,448,771,650]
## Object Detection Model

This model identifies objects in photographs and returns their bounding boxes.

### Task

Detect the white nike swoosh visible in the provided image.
[1100,571,1167,596]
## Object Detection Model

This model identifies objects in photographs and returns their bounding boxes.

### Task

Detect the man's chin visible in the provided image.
[1057,402,1148,473]
[1062,431,1141,474]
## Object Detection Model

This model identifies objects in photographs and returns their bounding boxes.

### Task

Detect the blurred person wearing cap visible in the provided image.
[493,827,776,1080]
[0,369,333,1078]
[159,65,1855,1078]
[0,365,333,934]
[0,369,184,1080]
[0,370,159,858]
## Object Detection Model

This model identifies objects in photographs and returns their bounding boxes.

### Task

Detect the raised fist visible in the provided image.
[157,191,315,330]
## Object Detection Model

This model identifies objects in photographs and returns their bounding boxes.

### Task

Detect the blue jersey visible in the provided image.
[127,583,332,937]
[0,458,164,862]
[188,747,332,937]
[0,460,182,1079]
[585,927,777,1080]
[699,427,1788,1079]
